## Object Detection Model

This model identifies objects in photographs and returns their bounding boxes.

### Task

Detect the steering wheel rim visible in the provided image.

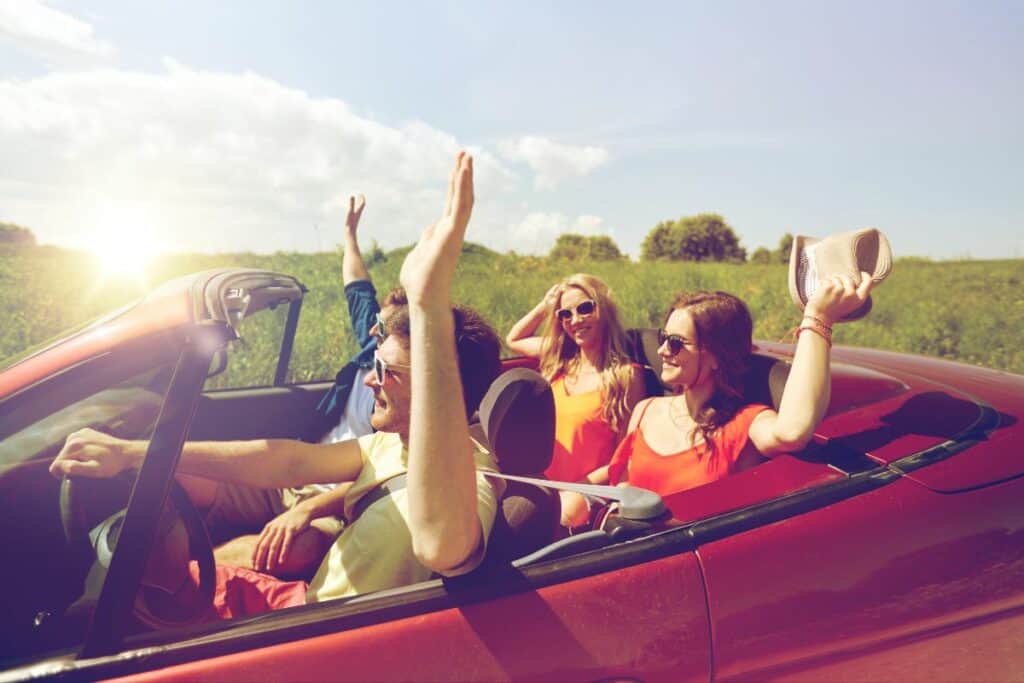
[60,475,216,627]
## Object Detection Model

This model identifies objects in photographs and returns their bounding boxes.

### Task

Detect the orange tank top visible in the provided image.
[545,373,618,483]
[607,401,771,497]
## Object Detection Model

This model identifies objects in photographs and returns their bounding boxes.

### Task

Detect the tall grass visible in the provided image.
[2,245,1022,384]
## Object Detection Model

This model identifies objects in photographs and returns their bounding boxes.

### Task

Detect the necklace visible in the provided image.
[666,395,694,431]
[564,360,598,392]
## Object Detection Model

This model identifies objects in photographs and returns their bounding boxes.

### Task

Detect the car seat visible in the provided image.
[471,368,561,563]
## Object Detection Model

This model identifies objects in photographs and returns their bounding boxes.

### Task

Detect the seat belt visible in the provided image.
[349,474,408,523]
[348,471,666,524]
[480,472,666,522]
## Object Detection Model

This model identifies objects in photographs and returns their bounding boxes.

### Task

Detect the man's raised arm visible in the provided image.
[342,194,370,285]
[400,152,481,573]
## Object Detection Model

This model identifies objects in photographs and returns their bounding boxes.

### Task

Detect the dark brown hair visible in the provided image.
[386,303,502,418]
[381,287,407,308]
[668,290,753,451]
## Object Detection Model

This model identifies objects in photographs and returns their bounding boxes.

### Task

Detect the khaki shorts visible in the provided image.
[204,483,345,544]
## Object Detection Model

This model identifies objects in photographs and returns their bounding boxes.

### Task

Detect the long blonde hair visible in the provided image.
[539,273,634,434]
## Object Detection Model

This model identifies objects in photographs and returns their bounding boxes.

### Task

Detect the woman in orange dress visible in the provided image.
[606,273,874,498]
[506,274,646,527]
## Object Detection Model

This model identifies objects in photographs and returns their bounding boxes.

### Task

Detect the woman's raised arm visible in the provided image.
[505,283,561,358]
[750,272,874,456]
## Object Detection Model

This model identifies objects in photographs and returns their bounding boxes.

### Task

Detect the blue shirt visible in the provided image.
[305,279,380,442]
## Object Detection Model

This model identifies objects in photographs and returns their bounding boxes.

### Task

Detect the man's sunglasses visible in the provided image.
[658,329,697,356]
[373,353,410,384]
[371,312,388,340]
[555,299,596,321]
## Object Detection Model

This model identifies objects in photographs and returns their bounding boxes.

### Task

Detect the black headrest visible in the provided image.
[625,328,668,398]
[477,368,554,475]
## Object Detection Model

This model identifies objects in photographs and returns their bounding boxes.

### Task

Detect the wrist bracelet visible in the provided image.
[798,324,832,348]
[802,313,833,331]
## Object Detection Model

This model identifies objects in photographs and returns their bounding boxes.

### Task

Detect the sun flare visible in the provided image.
[87,207,162,285]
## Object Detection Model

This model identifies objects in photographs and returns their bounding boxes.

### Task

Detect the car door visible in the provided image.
[48,530,713,683]
[188,294,332,443]
[698,372,1024,682]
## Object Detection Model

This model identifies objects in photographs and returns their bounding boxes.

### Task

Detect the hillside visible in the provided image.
[2,245,1022,379]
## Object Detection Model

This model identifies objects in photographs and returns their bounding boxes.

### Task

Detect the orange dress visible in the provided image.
[607,401,771,497]
[545,373,619,483]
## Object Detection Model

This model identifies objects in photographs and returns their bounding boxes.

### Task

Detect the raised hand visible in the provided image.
[399,152,474,307]
[345,194,366,235]
[542,283,562,309]
[49,428,132,479]
[806,271,875,325]
[251,505,314,573]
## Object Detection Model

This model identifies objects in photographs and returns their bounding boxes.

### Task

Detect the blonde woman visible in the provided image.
[506,274,646,527]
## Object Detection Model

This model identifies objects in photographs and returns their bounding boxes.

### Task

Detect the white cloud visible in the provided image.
[0,0,114,64]
[495,212,609,254]
[0,61,517,254]
[498,136,609,189]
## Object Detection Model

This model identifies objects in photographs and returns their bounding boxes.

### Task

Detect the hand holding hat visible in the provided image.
[788,227,893,322]
[805,271,875,326]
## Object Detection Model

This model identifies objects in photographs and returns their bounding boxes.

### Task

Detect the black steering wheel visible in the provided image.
[60,475,216,628]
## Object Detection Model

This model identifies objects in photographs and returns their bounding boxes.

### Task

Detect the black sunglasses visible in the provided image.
[555,299,596,321]
[373,353,410,384]
[658,329,696,355]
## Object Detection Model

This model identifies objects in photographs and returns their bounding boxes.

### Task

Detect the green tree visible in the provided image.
[776,232,794,263]
[750,247,774,264]
[550,233,623,261]
[639,220,680,261]
[640,213,745,262]
[0,222,36,246]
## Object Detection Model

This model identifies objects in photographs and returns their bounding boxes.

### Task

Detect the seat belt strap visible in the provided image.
[349,473,407,523]
[348,471,666,525]
[481,471,666,521]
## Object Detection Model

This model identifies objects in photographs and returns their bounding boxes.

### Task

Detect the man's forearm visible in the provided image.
[406,304,480,572]
[148,438,360,490]
[295,482,352,520]
[342,230,371,285]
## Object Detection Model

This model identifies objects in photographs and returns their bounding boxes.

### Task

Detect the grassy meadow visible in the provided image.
[2,244,1023,384]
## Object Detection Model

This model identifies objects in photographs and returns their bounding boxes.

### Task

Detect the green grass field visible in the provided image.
[2,245,1022,383]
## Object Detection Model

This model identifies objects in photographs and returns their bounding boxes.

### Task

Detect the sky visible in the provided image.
[1,0,1022,260]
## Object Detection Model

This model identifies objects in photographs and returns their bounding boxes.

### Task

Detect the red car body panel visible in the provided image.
[702,474,1024,681]
[834,346,1024,493]
[663,454,847,525]
[107,553,711,683]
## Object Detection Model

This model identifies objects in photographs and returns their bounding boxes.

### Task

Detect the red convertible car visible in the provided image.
[1,268,1023,682]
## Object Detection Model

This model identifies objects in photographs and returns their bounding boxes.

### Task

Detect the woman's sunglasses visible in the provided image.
[373,353,411,384]
[555,299,596,321]
[658,329,697,356]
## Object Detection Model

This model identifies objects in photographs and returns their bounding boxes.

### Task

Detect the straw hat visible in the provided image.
[788,227,893,322]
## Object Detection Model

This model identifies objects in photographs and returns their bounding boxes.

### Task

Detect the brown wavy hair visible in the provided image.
[668,290,753,451]
[538,273,634,434]
[386,303,502,418]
